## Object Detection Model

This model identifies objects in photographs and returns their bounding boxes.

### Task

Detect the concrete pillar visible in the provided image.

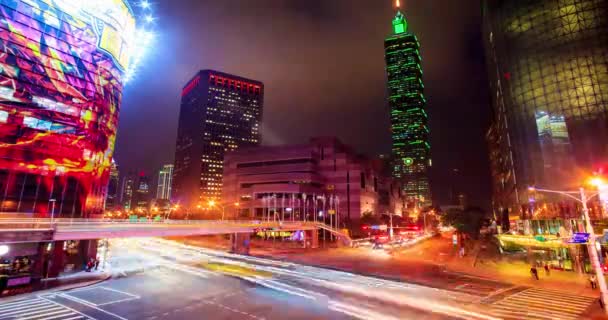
[304,229,319,249]
[31,242,47,283]
[230,233,251,255]
[48,241,64,278]
[81,240,98,263]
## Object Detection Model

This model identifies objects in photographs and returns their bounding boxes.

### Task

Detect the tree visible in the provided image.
[416,212,439,231]
[441,206,486,239]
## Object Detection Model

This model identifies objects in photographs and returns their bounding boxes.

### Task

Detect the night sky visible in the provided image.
[117,0,492,209]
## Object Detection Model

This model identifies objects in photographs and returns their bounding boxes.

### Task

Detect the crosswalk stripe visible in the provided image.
[0,297,92,320]
[29,311,81,320]
[487,288,594,320]
[57,316,86,320]
[492,301,582,319]
[0,298,46,311]
[489,308,577,320]
[522,290,596,304]
[509,289,595,308]
[525,287,595,296]
[510,288,595,305]
[19,309,75,320]
[0,305,64,318]
[524,288,597,300]
[502,295,590,312]
[56,316,86,320]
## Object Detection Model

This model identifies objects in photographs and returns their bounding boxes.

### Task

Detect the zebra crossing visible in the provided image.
[487,287,596,320]
[0,297,90,320]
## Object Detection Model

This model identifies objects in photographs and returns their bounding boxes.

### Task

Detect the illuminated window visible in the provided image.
[23,116,52,131]
[0,110,8,123]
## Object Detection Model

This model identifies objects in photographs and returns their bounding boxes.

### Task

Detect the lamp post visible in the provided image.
[49,199,56,223]
[208,201,240,221]
[529,180,608,311]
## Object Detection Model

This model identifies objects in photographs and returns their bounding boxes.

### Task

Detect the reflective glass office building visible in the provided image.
[484,0,608,218]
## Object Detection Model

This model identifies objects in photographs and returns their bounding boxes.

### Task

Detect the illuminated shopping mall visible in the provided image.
[0,0,151,218]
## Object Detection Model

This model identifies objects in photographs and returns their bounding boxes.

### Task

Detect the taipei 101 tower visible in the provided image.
[384,0,431,208]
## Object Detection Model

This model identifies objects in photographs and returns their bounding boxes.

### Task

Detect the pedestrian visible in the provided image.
[544,263,550,276]
[530,266,539,280]
[85,259,93,272]
[94,259,100,271]
[557,255,564,269]
[600,296,605,310]
[590,274,598,289]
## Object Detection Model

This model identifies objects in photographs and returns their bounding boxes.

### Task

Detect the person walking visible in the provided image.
[590,274,598,289]
[544,263,550,276]
[530,266,539,280]
[94,259,100,271]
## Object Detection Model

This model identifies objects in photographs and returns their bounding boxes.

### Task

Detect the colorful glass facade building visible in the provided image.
[0,0,142,217]
[483,0,608,219]
[173,70,263,208]
[384,7,431,207]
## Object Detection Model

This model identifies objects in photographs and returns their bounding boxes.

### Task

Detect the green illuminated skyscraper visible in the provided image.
[384,4,431,207]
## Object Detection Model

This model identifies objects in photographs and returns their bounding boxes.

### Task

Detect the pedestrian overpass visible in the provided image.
[0,218,351,245]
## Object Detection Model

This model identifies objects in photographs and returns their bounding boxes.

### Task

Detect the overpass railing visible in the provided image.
[0,218,319,229]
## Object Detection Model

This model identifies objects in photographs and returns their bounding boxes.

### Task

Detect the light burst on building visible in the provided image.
[384,2,431,207]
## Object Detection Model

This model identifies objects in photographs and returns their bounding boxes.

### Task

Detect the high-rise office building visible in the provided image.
[384,1,431,208]
[105,160,120,210]
[121,174,135,210]
[134,172,151,210]
[483,0,608,219]
[173,70,263,208]
[0,0,144,217]
[156,164,173,200]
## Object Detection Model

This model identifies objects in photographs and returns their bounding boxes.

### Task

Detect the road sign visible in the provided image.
[569,232,590,244]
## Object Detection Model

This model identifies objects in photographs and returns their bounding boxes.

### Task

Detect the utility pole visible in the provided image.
[581,187,608,310]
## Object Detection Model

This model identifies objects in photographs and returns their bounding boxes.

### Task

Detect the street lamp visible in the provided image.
[529,180,608,311]
[49,199,56,223]
[0,244,9,256]
[207,201,240,220]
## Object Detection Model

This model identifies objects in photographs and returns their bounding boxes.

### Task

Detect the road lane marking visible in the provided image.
[50,294,128,320]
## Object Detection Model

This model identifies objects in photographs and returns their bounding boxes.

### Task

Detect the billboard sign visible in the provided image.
[569,233,590,244]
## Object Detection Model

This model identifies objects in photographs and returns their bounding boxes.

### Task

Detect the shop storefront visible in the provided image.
[497,234,592,273]
[0,243,41,296]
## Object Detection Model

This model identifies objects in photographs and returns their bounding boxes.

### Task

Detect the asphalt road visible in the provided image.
[0,266,458,320]
[0,237,597,320]
[0,237,461,320]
